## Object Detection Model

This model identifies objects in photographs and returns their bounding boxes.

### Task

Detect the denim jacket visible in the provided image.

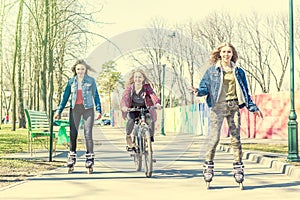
[196,61,259,112]
[57,74,102,114]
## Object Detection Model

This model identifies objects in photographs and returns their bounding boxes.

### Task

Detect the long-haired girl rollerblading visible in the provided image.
[192,42,263,190]
[54,59,102,174]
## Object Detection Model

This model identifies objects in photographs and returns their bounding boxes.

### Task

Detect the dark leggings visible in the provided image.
[69,104,94,153]
[126,111,154,137]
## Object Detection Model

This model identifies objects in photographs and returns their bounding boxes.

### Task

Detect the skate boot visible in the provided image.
[203,161,214,189]
[85,153,95,174]
[233,162,244,190]
[67,151,76,174]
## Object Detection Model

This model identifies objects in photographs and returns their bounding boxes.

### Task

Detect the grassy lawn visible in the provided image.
[221,141,300,167]
[242,143,289,154]
[0,125,28,155]
[0,124,71,156]
[0,124,66,188]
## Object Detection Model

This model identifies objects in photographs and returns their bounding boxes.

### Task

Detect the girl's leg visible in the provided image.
[69,105,84,152]
[126,112,136,135]
[145,113,154,141]
[205,102,226,162]
[226,103,244,184]
[125,112,138,148]
[83,108,94,154]
[226,104,242,163]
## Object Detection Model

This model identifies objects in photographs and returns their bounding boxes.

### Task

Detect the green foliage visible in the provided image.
[97,60,123,95]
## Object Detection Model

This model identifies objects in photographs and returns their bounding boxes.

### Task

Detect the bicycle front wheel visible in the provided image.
[143,131,153,178]
[134,135,142,171]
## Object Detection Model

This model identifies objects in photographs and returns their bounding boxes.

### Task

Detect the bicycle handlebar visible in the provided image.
[127,106,157,112]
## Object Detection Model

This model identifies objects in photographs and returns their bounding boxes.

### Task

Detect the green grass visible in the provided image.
[0,124,66,188]
[242,143,289,154]
[0,125,28,156]
[221,142,300,167]
[0,124,78,156]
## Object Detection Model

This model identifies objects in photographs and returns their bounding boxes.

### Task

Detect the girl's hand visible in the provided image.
[155,103,162,110]
[254,110,263,119]
[190,86,198,95]
[96,113,102,120]
[54,114,61,119]
[121,107,128,112]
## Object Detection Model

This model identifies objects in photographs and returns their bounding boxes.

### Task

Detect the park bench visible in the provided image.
[24,109,57,155]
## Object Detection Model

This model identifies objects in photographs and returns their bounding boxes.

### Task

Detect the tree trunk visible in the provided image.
[0,0,4,128]
[17,0,26,128]
[41,0,49,112]
[11,0,24,131]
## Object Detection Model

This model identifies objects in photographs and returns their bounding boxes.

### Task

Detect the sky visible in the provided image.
[86,0,296,55]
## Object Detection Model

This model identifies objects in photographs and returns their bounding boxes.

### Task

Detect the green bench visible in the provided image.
[24,109,57,155]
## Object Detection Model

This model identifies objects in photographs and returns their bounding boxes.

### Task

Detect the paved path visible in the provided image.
[1,126,300,200]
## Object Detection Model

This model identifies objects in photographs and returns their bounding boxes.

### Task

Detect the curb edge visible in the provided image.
[219,145,300,180]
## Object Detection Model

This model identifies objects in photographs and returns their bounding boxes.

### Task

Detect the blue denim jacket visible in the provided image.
[57,74,102,114]
[196,62,259,112]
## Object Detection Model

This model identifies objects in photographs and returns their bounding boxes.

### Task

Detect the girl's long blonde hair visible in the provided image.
[125,68,152,87]
[71,59,96,76]
[209,42,238,64]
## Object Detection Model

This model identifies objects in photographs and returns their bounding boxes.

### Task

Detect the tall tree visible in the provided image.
[17,0,26,128]
[97,61,123,113]
[0,0,4,127]
[141,18,170,99]
[11,0,24,130]
[41,0,49,112]
[265,14,290,92]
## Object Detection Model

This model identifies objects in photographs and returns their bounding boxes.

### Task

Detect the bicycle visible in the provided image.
[126,107,156,178]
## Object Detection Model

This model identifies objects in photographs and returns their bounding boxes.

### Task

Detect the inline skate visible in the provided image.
[85,153,95,174]
[203,161,214,189]
[233,162,244,190]
[67,151,76,174]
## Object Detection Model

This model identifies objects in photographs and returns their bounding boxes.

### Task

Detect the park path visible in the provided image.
[0,126,299,200]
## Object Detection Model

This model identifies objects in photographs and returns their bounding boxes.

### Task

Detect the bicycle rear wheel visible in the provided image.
[143,131,153,178]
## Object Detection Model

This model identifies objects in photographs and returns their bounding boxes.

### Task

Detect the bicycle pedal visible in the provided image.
[130,153,135,157]
[126,146,135,151]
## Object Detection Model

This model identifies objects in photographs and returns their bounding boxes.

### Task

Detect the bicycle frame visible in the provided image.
[128,107,154,177]
[133,108,150,153]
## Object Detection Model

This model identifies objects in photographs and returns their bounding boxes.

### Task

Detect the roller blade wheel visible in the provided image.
[238,182,244,190]
[234,174,244,190]
[146,171,152,178]
[87,167,93,174]
[205,181,211,189]
[68,166,74,174]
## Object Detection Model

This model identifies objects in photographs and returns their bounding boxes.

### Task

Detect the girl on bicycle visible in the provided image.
[120,68,161,150]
